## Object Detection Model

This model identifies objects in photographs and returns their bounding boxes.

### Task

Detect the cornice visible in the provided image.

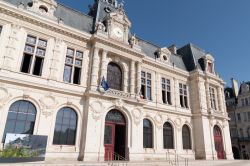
[0,1,91,42]
[91,34,145,60]
[142,57,190,78]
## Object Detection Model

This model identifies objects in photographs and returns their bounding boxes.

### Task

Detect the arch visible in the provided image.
[107,62,123,91]
[213,125,225,159]
[143,118,153,148]
[2,100,37,142]
[182,124,191,149]
[104,109,127,160]
[163,122,174,149]
[53,107,78,145]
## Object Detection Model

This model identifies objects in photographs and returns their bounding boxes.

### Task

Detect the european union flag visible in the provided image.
[101,76,109,91]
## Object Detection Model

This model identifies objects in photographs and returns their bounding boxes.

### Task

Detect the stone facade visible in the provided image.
[225,79,250,159]
[0,0,233,161]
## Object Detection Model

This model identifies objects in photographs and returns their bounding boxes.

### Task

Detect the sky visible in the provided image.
[58,0,250,87]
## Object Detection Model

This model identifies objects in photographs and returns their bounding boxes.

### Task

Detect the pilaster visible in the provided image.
[90,47,100,90]
[130,60,135,94]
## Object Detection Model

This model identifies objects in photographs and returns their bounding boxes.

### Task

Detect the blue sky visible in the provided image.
[58,0,250,87]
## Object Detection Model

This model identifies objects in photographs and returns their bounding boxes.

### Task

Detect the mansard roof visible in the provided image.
[4,0,215,73]
[4,0,94,33]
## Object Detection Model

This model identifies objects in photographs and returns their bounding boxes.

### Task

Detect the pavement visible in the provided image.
[0,160,250,166]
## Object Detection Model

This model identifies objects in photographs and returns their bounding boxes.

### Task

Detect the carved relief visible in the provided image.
[0,87,11,108]
[154,113,163,128]
[131,108,143,125]
[175,117,182,131]
[90,101,103,120]
[40,94,58,109]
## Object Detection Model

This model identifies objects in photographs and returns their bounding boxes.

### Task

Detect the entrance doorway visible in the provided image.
[104,110,126,161]
[214,125,225,159]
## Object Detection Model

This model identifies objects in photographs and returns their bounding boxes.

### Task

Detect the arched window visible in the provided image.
[182,125,191,149]
[2,100,37,142]
[143,119,153,148]
[53,107,77,145]
[248,128,250,138]
[163,122,174,149]
[107,62,122,91]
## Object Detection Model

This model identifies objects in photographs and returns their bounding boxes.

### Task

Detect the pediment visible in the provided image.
[107,8,131,27]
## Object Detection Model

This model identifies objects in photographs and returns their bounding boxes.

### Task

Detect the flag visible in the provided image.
[101,76,109,91]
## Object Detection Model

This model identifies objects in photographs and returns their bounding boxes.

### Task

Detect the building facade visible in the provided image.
[0,0,233,161]
[225,80,250,159]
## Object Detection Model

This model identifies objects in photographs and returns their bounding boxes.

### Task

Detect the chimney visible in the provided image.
[168,44,177,54]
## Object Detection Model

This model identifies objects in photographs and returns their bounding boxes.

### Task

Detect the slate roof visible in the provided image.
[138,39,187,71]
[3,0,94,33]
[3,0,214,73]
[177,43,207,72]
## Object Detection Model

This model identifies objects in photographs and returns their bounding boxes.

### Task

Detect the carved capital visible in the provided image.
[90,101,103,120]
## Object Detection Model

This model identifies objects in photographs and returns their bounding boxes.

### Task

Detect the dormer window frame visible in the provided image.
[203,53,215,74]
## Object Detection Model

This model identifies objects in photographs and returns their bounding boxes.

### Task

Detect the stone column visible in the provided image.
[90,47,100,90]
[205,82,211,112]
[217,86,223,112]
[130,60,135,94]
[136,62,142,95]
[100,50,107,82]
[156,73,161,104]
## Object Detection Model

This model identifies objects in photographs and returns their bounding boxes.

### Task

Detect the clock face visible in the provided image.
[113,27,124,38]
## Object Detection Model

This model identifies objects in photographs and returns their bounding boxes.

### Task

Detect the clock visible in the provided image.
[112,27,124,38]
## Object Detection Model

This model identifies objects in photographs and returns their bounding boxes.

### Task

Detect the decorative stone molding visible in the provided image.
[106,89,131,99]
[175,117,182,131]
[90,101,103,120]
[113,99,124,109]
[131,108,143,125]
[39,94,58,109]
[0,87,11,108]
[156,47,171,63]
[27,0,57,20]
[154,113,163,128]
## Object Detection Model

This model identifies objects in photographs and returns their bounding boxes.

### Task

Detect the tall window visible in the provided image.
[53,107,77,145]
[0,25,2,34]
[141,71,152,100]
[237,113,241,122]
[2,100,37,142]
[209,87,217,110]
[163,122,174,149]
[143,119,153,148]
[182,125,191,149]
[241,99,245,107]
[107,62,122,90]
[248,128,250,138]
[179,83,188,108]
[248,112,250,122]
[21,35,47,76]
[63,48,83,84]
[245,98,249,106]
[162,78,171,105]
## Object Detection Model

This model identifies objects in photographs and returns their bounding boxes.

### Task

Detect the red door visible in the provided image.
[214,126,225,159]
[104,123,115,161]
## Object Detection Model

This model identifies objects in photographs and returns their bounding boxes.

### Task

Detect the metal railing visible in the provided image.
[166,151,188,166]
[106,151,128,166]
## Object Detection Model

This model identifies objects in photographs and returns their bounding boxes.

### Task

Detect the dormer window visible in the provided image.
[202,53,215,74]
[208,62,213,73]
[39,6,48,13]
[156,47,171,63]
